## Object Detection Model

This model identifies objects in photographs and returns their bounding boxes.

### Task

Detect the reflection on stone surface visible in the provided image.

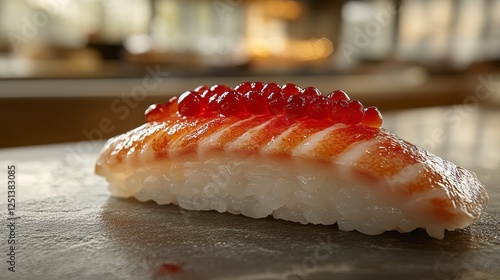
[99,195,498,279]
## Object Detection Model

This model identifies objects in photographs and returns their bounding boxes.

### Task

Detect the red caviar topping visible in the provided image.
[217,90,247,117]
[330,100,349,123]
[301,87,322,99]
[285,95,309,119]
[267,91,286,115]
[164,97,179,116]
[263,83,282,99]
[235,81,265,94]
[281,83,301,97]
[361,106,383,128]
[144,83,383,127]
[210,84,232,95]
[310,96,332,119]
[145,104,165,122]
[244,90,268,114]
[345,100,364,124]
[234,82,253,94]
[327,90,350,102]
[178,91,201,116]
[193,85,209,94]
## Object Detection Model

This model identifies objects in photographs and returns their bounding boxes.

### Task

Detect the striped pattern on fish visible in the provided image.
[95,115,488,238]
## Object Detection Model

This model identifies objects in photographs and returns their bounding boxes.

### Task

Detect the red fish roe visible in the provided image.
[330,100,349,123]
[203,86,227,115]
[145,82,383,127]
[301,87,322,99]
[345,100,364,124]
[361,106,383,128]
[281,83,302,97]
[178,90,201,116]
[285,95,309,119]
[262,82,281,96]
[310,96,332,119]
[244,90,268,114]
[327,90,350,102]
[267,90,287,115]
[210,84,232,95]
[217,90,247,117]
[193,85,209,94]
[145,104,165,122]
[265,83,286,115]
[234,82,253,94]
[235,81,265,94]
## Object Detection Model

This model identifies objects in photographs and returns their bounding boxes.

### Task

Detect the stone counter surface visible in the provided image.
[0,106,499,280]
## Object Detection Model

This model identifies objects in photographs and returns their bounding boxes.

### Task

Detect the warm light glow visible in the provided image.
[285,37,333,61]
[247,37,272,58]
[264,0,302,19]
[247,36,333,61]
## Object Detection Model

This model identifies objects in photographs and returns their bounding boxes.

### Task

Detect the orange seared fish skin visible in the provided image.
[95,82,488,239]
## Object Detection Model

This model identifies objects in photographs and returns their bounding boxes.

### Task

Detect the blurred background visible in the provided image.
[1,0,499,147]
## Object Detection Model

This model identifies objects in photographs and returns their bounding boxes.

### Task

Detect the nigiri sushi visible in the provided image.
[95,82,489,239]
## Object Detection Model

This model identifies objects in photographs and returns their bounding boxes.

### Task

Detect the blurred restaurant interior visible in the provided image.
[0,0,499,147]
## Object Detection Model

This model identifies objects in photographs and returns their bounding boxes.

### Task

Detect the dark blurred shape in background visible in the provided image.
[0,0,499,147]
